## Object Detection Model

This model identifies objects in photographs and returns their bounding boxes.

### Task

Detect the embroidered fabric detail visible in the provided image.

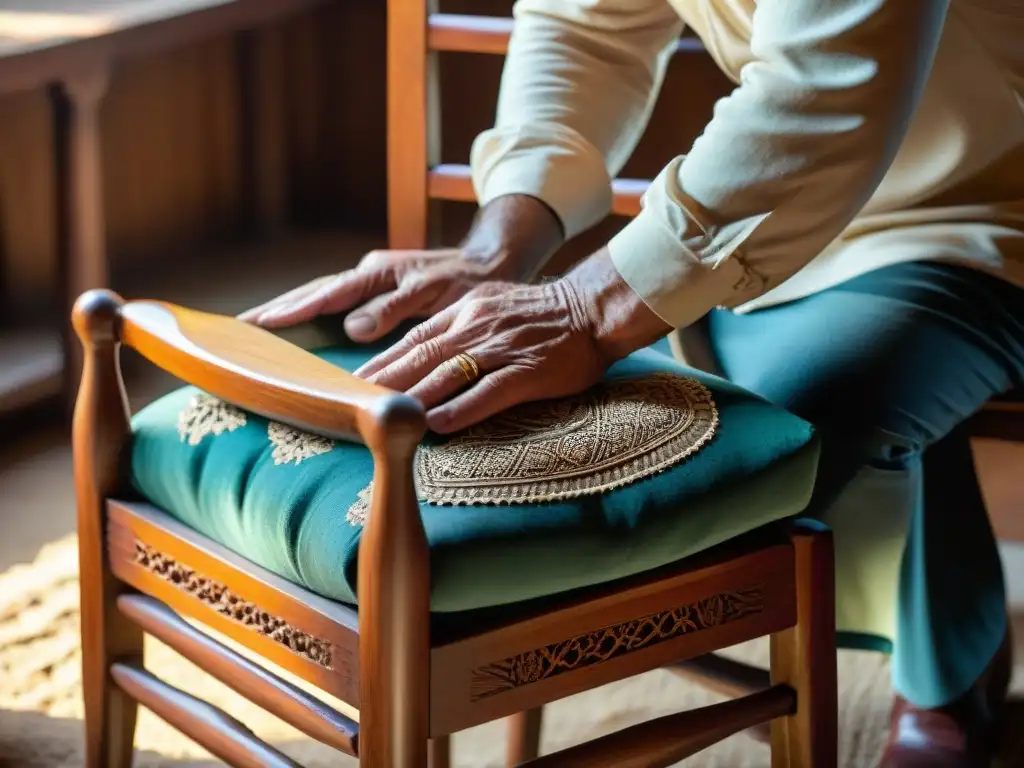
[415,374,717,505]
[348,483,373,527]
[177,393,247,446]
[267,422,335,466]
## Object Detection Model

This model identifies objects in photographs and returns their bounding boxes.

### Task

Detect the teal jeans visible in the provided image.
[709,262,1024,708]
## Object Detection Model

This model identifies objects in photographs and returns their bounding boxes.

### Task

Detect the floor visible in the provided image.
[2,230,1024,765]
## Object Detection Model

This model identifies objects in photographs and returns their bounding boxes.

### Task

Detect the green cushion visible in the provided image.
[130,333,819,612]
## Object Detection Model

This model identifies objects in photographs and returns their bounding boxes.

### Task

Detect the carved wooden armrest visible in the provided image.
[72,289,430,653]
[73,290,422,446]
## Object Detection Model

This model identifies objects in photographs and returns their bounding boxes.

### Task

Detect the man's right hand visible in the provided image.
[239,194,564,343]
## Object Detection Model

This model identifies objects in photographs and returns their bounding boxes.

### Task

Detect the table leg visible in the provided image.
[51,64,111,408]
[238,26,287,236]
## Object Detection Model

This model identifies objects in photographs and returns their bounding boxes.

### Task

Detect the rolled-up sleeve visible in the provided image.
[608,0,950,328]
[470,0,684,240]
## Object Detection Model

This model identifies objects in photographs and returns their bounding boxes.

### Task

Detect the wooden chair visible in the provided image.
[72,5,837,768]
[73,288,836,766]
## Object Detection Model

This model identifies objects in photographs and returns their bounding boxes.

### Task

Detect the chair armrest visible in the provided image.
[73,290,431,690]
[74,290,424,446]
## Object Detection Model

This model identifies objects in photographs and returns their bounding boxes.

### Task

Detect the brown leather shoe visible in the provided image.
[879,629,1012,767]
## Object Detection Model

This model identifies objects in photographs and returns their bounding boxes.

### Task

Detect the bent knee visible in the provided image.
[856,427,923,471]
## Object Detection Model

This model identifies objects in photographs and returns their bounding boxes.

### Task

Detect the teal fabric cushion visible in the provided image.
[130,333,819,612]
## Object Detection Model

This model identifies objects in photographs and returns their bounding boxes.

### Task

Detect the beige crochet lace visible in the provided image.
[348,374,718,526]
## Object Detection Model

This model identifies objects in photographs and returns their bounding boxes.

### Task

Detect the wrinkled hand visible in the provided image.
[238,248,509,341]
[354,279,607,434]
[354,249,673,434]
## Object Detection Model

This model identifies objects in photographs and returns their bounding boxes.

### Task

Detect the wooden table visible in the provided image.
[0,0,326,416]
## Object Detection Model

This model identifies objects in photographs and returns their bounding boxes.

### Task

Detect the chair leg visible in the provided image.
[770,521,838,768]
[505,708,543,765]
[429,736,451,768]
[72,291,145,768]
[80,581,144,768]
[355,339,431,765]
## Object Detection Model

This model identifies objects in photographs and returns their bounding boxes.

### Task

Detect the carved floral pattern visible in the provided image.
[133,541,333,668]
[469,588,763,700]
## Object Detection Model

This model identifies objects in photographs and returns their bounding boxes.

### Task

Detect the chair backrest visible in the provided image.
[385,1,712,249]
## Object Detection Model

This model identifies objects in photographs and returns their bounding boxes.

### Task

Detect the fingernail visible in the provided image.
[427,410,452,432]
[257,309,281,324]
[346,314,376,337]
[359,366,381,383]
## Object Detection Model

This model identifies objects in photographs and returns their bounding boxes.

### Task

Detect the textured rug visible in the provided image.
[2,536,1024,768]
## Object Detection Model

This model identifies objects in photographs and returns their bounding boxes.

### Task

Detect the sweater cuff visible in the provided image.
[471,123,613,240]
[607,162,767,328]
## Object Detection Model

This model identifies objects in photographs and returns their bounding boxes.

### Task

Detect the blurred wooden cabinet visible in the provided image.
[0,0,329,417]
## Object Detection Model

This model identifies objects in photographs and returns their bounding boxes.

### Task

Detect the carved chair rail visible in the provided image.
[117,297,422,445]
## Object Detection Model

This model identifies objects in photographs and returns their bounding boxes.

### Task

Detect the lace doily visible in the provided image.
[347,484,373,527]
[414,373,718,505]
[347,374,718,524]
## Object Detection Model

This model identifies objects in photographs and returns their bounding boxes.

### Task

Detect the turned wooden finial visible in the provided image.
[364,392,426,453]
[72,289,125,345]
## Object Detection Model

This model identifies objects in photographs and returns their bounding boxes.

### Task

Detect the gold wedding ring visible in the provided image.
[451,352,481,384]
